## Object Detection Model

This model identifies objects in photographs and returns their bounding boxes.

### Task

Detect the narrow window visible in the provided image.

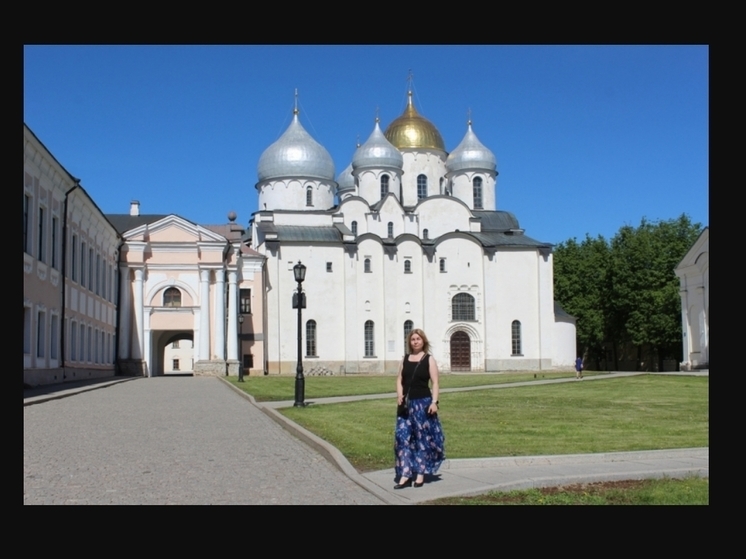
[88,248,93,291]
[172,340,180,349]
[423,229,429,240]
[306,186,313,206]
[417,174,427,200]
[351,221,358,236]
[37,311,46,358]
[71,235,78,282]
[380,174,389,198]
[364,258,371,273]
[306,320,317,357]
[473,177,483,209]
[404,320,414,350]
[80,242,87,288]
[51,217,59,269]
[404,259,412,273]
[87,326,92,362]
[439,258,447,273]
[240,289,251,314]
[364,320,375,357]
[164,287,182,308]
[326,262,332,272]
[173,359,180,371]
[387,222,394,238]
[79,323,85,363]
[512,320,522,355]
[452,293,475,321]
[70,321,77,361]
[96,254,101,295]
[38,207,45,263]
[243,354,254,369]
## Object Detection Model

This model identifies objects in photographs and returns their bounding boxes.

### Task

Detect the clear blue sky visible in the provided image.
[24,45,708,245]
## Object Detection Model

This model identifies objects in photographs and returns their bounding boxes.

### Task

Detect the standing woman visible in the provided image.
[394,328,446,488]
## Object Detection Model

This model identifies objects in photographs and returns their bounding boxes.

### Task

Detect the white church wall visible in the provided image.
[400,151,447,207]
[417,198,473,239]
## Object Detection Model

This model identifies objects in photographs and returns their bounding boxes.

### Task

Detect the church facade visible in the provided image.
[251,92,576,374]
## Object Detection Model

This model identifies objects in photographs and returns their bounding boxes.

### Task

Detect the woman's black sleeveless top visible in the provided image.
[402,355,431,400]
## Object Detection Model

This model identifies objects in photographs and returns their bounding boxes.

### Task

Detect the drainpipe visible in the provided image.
[60,180,81,379]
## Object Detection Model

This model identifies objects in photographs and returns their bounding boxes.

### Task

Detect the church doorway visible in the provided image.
[450,331,471,371]
[153,330,194,376]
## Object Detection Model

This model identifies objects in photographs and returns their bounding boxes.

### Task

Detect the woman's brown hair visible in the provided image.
[407,328,430,354]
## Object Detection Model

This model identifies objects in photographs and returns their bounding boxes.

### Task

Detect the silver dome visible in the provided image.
[446,122,496,173]
[336,162,355,191]
[352,120,403,170]
[257,113,335,181]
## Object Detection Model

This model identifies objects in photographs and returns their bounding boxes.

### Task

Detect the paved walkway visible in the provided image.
[24,371,708,505]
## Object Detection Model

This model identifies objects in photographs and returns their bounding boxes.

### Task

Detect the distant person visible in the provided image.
[575,356,584,380]
[394,328,445,489]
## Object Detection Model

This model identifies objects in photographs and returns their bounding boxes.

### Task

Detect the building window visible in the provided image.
[172,340,180,349]
[51,216,59,269]
[50,315,59,360]
[364,320,374,357]
[96,253,101,295]
[380,174,389,198]
[79,323,85,363]
[37,311,45,358]
[71,235,78,282]
[439,258,447,273]
[164,287,182,308]
[404,320,413,350]
[364,258,371,273]
[351,221,357,236]
[24,194,31,254]
[38,207,45,263]
[173,359,180,371]
[473,177,483,209]
[306,320,317,357]
[404,259,412,273]
[417,174,427,200]
[24,307,32,354]
[80,242,87,288]
[423,229,429,240]
[240,289,251,314]
[87,326,92,362]
[306,186,313,206]
[70,321,77,361]
[452,293,475,321]
[512,320,522,355]
[387,222,394,238]
[326,262,332,272]
[88,248,93,291]
[243,354,254,369]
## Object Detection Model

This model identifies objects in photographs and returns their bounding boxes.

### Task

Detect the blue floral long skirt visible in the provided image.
[394,396,445,479]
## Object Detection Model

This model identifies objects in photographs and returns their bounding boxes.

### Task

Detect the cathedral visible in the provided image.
[251,91,576,374]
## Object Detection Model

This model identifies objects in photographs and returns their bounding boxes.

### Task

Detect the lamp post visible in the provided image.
[292,260,307,407]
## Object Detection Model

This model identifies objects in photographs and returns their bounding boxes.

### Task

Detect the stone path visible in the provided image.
[23,377,384,505]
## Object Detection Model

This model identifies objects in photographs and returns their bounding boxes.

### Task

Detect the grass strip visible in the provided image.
[280,376,708,472]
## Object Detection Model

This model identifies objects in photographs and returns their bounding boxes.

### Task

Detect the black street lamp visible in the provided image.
[292,260,307,407]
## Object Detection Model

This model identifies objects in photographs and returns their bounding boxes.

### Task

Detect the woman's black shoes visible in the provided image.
[414,480,424,488]
[394,479,412,489]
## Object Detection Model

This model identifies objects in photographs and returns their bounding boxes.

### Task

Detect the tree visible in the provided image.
[554,214,703,371]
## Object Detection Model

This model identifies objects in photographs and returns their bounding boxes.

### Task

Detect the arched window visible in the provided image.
[473,177,483,209]
[452,293,475,321]
[351,221,358,236]
[404,320,414,350]
[364,258,371,273]
[387,222,394,238]
[306,320,317,357]
[439,258,447,273]
[380,174,389,198]
[423,229,429,240]
[417,174,428,200]
[404,260,411,273]
[164,287,182,308]
[512,320,522,355]
[306,186,313,206]
[365,320,375,357]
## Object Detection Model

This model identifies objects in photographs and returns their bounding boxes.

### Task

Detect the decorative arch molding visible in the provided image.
[145,277,199,308]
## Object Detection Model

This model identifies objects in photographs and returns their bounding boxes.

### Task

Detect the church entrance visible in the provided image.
[450,331,471,371]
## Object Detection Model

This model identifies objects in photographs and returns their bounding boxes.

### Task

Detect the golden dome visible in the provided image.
[384,92,445,151]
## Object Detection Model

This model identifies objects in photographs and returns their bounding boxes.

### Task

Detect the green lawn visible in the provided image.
[279,376,708,472]
[424,476,709,505]
[226,371,597,401]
